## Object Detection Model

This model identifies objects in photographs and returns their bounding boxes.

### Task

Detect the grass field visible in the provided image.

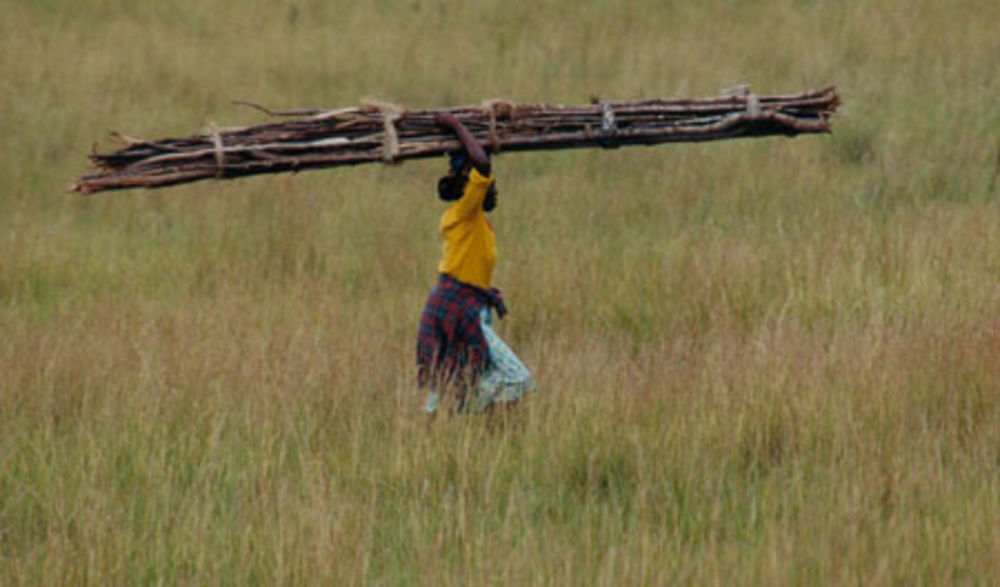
[3,0,1000,584]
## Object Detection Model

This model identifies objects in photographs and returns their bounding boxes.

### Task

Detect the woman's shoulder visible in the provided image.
[467,167,494,185]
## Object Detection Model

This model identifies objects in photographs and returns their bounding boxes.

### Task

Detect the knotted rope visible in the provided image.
[208,122,226,178]
[599,102,620,149]
[746,93,761,118]
[480,99,515,154]
[362,99,404,163]
[721,84,762,119]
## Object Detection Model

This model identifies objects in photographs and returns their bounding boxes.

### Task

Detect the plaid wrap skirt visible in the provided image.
[416,274,492,391]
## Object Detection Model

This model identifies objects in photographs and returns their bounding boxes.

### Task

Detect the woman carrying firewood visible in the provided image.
[416,111,534,418]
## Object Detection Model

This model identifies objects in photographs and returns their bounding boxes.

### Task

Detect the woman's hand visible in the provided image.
[435,111,491,176]
[434,111,460,129]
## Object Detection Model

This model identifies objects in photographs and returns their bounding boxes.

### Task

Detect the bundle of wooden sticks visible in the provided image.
[71,86,839,194]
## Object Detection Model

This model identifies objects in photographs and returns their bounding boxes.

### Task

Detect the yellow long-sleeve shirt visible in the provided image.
[437,168,496,290]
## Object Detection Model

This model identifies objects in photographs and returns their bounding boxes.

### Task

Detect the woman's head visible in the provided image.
[437,150,498,211]
[437,172,499,211]
[437,172,466,202]
[437,150,468,201]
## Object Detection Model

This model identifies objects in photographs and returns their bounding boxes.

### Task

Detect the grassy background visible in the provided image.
[3,0,1000,584]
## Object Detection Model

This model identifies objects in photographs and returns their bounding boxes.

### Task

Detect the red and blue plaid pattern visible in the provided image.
[416,273,493,393]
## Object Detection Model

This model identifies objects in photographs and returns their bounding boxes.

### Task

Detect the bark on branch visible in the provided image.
[71,86,840,194]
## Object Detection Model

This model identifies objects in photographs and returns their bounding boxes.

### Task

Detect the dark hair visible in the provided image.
[438,150,470,201]
[437,173,466,201]
[483,182,497,212]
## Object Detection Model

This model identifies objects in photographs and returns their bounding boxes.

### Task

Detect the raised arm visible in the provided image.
[435,111,491,177]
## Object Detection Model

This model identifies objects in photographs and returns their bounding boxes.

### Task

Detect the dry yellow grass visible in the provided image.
[3,0,1000,584]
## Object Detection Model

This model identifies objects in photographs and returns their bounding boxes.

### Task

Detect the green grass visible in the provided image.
[3,0,1000,584]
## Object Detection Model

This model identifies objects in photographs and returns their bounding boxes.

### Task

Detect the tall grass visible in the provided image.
[3,0,1000,583]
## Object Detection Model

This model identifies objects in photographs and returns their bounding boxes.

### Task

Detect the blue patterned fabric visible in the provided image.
[470,306,535,410]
